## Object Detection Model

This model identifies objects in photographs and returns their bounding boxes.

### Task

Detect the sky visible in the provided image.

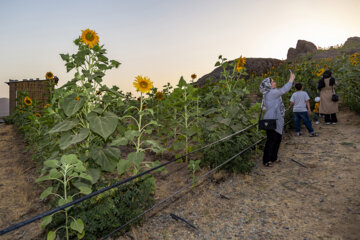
[0,0,359,99]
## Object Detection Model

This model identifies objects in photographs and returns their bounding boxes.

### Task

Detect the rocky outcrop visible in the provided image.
[195,58,282,86]
[287,40,317,62]
[287,37,360,61]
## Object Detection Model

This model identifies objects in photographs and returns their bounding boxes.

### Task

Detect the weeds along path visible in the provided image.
[0,124,46,240]
[116,108,360,240]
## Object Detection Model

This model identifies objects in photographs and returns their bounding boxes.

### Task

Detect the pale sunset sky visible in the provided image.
[0,0,359,99]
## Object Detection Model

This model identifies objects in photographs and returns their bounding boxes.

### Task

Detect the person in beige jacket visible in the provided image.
[317,70,338,124]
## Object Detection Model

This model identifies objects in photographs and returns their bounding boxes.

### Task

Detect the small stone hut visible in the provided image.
[5,78,57,115]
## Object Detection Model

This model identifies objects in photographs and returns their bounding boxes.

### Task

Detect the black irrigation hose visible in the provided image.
[102,137,266,239]
[0,122,257,236]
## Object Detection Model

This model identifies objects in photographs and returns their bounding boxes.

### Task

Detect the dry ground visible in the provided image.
[0,124,46,240]
[116,108,360,240]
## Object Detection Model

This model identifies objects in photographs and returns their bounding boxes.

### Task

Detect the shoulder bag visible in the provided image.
[258,97,277,130]
[331,86,339,102]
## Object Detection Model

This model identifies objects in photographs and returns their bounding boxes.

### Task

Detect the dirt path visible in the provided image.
[0,124,46,240]
[116,108,360,240]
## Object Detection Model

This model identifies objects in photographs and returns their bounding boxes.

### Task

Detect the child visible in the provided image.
[313,97,320,124]
[289,83,318,137]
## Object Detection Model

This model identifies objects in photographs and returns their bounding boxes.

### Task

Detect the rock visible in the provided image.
[286,40,317,62]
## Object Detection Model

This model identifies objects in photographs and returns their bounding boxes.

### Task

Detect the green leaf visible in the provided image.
[40,187,53,200]
[59,128,90,150]
[110,60,121,68]
[87,111,118,140]
[77,230,85,239]
[73,182,92,194]
[117,159,131,175]
[97,54,108,63]
[43,160,59,168]
[124,130,140,141]
[47,231,56,240]
[61,93,86,117]
[78,173,93,182]
[41,215,53,229]
[173,140,185,151]
[216,117,231,126]
[91,147,120,172]
[178,76,187,88]
[110,137,128,146]
[143,108,154,116]
[36,175,51,183]
[127,152,144,167]
[48,120,78,134]
[61,154,79,165]
[144,140,163,153]
[70,219,84,233]
[60,53,70,62]
[87,168,100,184]
[58,196,73,207]
[151,160,167,173]
[49,169,62,179]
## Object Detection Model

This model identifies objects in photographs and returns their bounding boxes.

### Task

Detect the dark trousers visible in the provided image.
[293,112,314,133]
[263,130,282,164]
[324,113,337,123]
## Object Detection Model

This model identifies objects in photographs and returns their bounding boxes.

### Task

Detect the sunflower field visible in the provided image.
[8,29,359,239]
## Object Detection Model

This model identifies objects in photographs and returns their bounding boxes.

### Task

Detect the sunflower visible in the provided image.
[155,91,164,101]
[44,104,51,108]
[76,96,80,101]
[236,56,246,72]
[316,68,325,77]
[81,29,99,48]
[191,74,197,80]
[35,113,41,117]
[45,72,54,80]
[24,96,32,106]
[133,75,153,93]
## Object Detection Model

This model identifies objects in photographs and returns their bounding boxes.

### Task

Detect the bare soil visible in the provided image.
[116,108,360,240]
[0,124,46,240]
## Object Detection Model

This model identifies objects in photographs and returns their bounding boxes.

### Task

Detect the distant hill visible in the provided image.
[195,36,360,86]
[0,98,9,117]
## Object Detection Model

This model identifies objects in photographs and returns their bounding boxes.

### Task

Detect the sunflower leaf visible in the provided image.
[91,147,120,172]
[87,111,118,140]
[110,60,121,68]
[60,54,70,62]
[61,93,86,117]
[48,120,78,134]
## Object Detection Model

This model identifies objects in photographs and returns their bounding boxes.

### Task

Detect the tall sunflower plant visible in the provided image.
[116,75,164,176]
[163,76,203,162]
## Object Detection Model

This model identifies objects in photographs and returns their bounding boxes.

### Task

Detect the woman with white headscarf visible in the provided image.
[259,72,295,167]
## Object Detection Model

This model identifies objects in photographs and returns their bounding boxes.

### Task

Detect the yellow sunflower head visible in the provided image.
[236,56,246,72]
[316,68,325,76]
[44,103,51,108]
[76,96,80,101]
[24,96,32,106]
[191,74,197,80]
[35,113,41,117]
[45,72,54,80]
[155,91,164,101]
[81,29,99,48]
[133,75,153,93]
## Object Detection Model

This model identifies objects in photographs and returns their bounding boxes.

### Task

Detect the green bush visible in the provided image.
[49,176,155,240]
[202,132,261,173]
